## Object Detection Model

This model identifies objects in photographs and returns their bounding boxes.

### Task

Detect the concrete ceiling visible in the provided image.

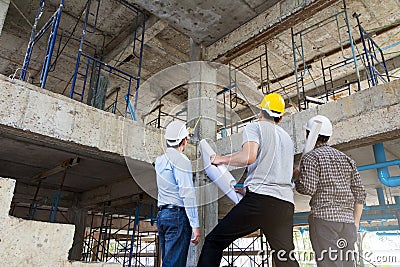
[133,0,282,45]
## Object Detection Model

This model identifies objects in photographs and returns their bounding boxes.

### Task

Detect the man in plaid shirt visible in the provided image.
[293,115,366,267]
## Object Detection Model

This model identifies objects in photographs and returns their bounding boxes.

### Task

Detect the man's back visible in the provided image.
[300,144,365,223]
[243,121,295,203]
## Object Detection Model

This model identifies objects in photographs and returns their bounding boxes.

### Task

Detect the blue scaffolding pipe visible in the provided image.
[69,0,145,121]
[70,0,93,100]
[128,203,141,267]
[343,5,361,92]
[132,12,146,115]
[354,14,390,87]
[20,0,64,88]
[40,4,64,88]
[376,187,386,206]
[20,0,45,81]
[124,94,136,121]
[49,191,61,223]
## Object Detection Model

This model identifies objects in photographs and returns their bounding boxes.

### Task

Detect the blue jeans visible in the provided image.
[157,208,192,267]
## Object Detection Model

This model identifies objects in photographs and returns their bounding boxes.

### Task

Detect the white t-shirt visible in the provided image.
[242,121,295,204]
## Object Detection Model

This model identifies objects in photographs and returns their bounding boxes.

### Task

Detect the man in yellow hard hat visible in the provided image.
[198,93,299,267]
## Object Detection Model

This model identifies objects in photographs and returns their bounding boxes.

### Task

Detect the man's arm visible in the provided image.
[353,203,363,231]
[174,159,201,245]
[294,155,319,196]
[349,159,366,231]
[211,142,258,167]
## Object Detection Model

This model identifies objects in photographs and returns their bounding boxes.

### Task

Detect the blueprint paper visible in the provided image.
[303,120,322,155]
[199,139,243,204]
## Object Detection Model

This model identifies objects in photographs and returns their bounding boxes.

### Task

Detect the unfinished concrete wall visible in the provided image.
[216,80,400,155]
[0,0,10,36]
[0,177,120,267]
[0,74,162,164]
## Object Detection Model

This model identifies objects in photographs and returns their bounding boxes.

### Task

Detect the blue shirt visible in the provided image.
[155,148,199,228]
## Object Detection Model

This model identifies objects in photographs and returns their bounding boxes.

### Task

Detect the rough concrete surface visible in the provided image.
[215,80,400,155]
[0,177,121,267]
[206,0,320,61]
[0,74,163,164]
[0,0,10,36]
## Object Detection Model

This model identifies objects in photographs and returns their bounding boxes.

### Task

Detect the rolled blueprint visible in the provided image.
[292,119,323,189]
[199,139,243,204]
[303,120,322,155]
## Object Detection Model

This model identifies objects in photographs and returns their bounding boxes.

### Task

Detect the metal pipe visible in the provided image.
[344,2,361,91]
[40,1,64,88]
[357,143,400,187]
[70,0,92,99]
[376,187,385,206]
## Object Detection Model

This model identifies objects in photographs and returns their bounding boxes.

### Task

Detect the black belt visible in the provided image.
[158,204,184,211]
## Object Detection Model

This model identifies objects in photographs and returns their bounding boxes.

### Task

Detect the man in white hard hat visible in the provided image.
[155,120,201,267]
[293,115,366,267]
[198,93,299,267]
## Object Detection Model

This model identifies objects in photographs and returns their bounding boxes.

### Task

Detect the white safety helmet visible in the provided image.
[305,115,333,136]
[164,120,190,146]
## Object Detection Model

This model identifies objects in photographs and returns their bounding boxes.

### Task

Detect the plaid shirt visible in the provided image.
[295,143,366,223]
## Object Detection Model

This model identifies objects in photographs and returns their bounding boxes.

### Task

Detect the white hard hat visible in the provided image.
[164,120,190,146]
[305,115,333,136]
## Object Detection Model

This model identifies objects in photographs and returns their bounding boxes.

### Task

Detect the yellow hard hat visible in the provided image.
[257,93,285,117]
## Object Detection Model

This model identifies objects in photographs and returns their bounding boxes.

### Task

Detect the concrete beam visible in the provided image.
[0,74,163,165]
[146,36,189,63]
[0,0,10,36]
[105,16,168,64]
[206,0,337,63]
[79,175,156,209]
[215,79,400,156]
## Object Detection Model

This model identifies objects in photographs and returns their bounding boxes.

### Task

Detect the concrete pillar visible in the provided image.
[186,38,218,266]
[67,199,87,261]
[0,0,10,36]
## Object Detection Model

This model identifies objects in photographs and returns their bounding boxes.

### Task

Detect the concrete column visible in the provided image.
[0,0,10,36]
[187,38,218,266]
[67,200,87,261]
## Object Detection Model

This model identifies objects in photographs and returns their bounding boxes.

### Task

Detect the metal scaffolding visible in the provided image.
[83,203,158,267]
[291,2,360,110]
[353,13,391,87]
[69,0,146,121]
[221,231,270,267]
[19,0,64,88]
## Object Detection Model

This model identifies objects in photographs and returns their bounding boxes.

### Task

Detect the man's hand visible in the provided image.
[235,186,246,196]
[191,227,201,245]
[354,220,360,232]
[210,154,225,165]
